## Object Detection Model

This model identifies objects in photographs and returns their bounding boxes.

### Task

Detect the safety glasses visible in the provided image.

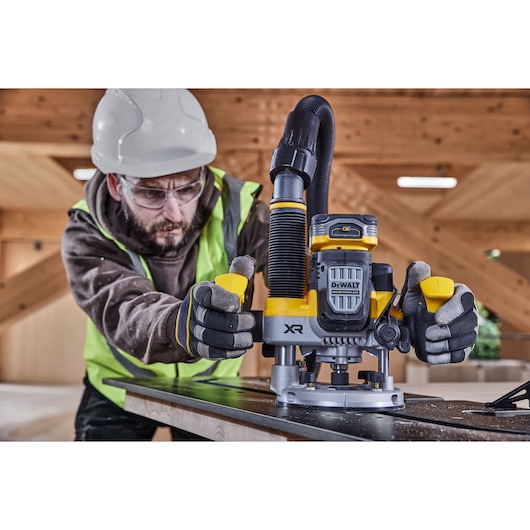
[118,172,205,209]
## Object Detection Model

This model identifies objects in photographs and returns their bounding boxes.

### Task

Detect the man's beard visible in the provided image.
[120,200,206,254]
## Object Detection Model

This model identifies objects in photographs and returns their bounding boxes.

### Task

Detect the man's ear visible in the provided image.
[106,173,122,202]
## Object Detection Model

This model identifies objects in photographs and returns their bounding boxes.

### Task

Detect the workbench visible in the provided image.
[103,376,530,441]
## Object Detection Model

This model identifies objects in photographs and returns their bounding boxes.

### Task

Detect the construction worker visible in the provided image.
[62,88,478,441]
[61,89,269,440]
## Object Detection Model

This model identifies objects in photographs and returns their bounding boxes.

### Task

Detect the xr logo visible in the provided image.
[284,324,303,334]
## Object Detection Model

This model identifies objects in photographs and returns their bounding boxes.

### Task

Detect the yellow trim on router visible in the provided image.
[311,235,378,252]
[264,290,318,317]
[389,305,404,319]
[369,291,395,318]
[270,201,307,211]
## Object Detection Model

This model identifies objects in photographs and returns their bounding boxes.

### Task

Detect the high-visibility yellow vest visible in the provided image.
[73,167,261,407]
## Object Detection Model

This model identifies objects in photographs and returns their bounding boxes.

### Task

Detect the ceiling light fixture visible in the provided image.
[73,168,97,181]
[397,176,458,189]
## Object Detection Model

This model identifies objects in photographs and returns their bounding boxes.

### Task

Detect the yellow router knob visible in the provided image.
[215,273,248,305]
[420,276,455,313]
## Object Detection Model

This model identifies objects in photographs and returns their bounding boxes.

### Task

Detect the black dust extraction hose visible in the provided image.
[267,95,335,299]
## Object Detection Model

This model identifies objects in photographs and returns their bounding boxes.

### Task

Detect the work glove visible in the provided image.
[399,261,478,364]
[176,256,256,360]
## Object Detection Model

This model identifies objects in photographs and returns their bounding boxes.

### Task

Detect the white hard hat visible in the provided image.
[90,88,217,178]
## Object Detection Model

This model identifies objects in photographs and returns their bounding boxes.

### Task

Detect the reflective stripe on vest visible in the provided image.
[73,167,261,407]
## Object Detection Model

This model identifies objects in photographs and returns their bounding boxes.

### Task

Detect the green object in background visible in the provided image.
[470,301,500,360]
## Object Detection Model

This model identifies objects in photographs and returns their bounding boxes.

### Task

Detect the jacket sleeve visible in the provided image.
[60,208,194,365]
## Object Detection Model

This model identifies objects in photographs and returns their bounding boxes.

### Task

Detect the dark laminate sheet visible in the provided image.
[103,377,530,441]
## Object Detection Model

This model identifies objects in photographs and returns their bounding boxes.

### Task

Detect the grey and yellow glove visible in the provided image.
[176,256,256,360]
[399,261,478,364]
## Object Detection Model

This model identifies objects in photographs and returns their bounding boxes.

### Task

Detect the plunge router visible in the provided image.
[260,95,452,411]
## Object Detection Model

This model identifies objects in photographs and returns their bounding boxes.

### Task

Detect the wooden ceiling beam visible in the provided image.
[192,89,530,163]
[0,152,86,209]
[0,89,103,144]
[0,249,69,332]
[0,209,69,241]
[441,221,530,252]
[0,141,91,157]
[2,89,530,163]
[427,163,530,221]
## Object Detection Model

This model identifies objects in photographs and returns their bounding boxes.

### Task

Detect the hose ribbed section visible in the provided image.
[268,208,307,298]
[267,95,334,299]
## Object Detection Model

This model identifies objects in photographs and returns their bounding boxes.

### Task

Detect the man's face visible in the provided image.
[107,167,205,252]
